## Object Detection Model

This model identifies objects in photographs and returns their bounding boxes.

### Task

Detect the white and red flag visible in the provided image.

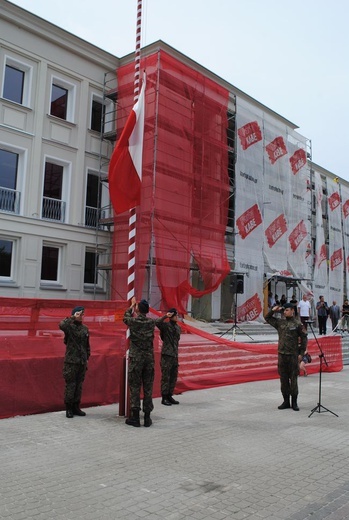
[108,79,145,215]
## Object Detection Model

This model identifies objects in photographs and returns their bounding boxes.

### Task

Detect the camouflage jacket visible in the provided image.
[265,310,307,356]
[59,318,90,365]
[155,317,181,358]
[123,308,156,354]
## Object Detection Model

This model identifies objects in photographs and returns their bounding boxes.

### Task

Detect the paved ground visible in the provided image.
[1,367,349,520]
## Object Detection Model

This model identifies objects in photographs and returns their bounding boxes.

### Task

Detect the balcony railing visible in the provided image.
[85,206,99,228]
[0,187,21,214]
[42,197,66,222]
[85,206,112,229]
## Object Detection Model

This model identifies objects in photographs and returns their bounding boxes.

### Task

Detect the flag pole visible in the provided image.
[120,0,143,418]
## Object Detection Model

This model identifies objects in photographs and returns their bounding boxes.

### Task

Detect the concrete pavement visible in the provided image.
[1,367,349,520]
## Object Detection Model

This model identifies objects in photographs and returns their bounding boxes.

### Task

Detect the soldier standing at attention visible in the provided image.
[59,306,90,418]
[156,308,181,406]
[123,297,156,427]
[265,302,307,411]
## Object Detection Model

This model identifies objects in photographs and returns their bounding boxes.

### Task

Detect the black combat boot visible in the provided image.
[73,403,86,416]
[66,408,74,418]
[161,395,172,406]
[144,412,152,427]
[278,396,290,409]
[291,396,299,411]
[168,395,179,405]
[125,409,140,427]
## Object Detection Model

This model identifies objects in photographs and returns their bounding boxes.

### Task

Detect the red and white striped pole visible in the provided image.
[127,0,142,303]
[120,0,143,417]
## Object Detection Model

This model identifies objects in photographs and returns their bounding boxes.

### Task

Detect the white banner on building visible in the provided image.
[340,183,349,299]
[313,170,329,301]
[327,177,343,304]
[235,99,265,321]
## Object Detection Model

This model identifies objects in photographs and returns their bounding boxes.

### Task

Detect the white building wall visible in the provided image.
[0,2,117,300]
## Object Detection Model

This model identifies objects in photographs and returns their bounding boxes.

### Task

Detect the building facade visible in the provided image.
[1,2,348,321]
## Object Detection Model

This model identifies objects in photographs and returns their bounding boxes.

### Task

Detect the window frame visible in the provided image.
[0,142,27,215]
[2,55,33,107]
[84,247,106,292]
[41,155,71,223]
[40,242,64,286]
[0,237,16,282]
[49,75,76,123]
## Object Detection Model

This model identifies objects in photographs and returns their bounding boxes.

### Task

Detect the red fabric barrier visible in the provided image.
[0,297,343,419]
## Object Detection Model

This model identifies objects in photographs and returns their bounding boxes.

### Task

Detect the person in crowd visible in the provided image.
[123,297,156,427]
[316,295,329,335]
[329,301,340,331]
[297,295,311,329]
[341,299,349,331]
[289,294,298,317]
[299,349,311,377]
[59,306,90,418]
[156,308,181,406]
[268,292,275,309]
[280,294,287,307]
[265,303,307,411]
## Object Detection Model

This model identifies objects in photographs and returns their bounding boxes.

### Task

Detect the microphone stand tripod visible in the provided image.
[220,292,254,342]
[306,320,338,418]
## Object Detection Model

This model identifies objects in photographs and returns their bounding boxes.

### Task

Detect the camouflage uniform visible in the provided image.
[156,316,181,397]
[59,317,90,408]
[123,307,156,413]
[265,309,307,400]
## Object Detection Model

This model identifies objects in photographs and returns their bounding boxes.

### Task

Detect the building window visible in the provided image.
[49,76,75,122]
[41,245,60,282]
[0,239,13,279]
[3,65,24,104]
[51,84,68,119]
[91,99,105,132]
[2,56,32,106]
[84,250,98,284]
[42,162,66,222]
[0,149,21,214]
[85,173,101,227]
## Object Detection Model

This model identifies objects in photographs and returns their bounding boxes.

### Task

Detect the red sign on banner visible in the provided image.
[330,248,343,270]
[317,244,327,268]
[265,136,287,164]
[237,293,262,322]
[288,220,307,252]
[343,199,349,218]
[265,214,287,248]
[237,121,262,150]
[236,204,262,239]
[328,191,341,211]
[289,148,307,174]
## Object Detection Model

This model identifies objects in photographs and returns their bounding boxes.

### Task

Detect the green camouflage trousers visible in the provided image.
[128,351,154,413]
[278,353,299,398]
[63,362,87,406]
[160,354,178,396]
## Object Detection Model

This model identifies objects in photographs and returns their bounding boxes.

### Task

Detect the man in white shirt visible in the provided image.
[297,295,311,329]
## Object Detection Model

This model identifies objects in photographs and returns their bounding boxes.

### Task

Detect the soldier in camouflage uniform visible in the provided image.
[265,302,307,411]
[59,306,90,418]
[156,308,181,406]
[123,297,156,427]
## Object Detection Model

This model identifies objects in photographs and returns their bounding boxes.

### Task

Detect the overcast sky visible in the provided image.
[10,0,349,180]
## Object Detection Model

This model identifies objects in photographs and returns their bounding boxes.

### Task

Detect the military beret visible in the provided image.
[72,306,85,315]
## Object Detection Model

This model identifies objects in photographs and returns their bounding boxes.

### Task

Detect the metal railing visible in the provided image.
[85,206,100,228]
[42,197,66,222]
[0,187,21,214]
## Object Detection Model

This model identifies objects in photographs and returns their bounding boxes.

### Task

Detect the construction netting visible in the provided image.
[0,297,342,419]
[111,50,231,313]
